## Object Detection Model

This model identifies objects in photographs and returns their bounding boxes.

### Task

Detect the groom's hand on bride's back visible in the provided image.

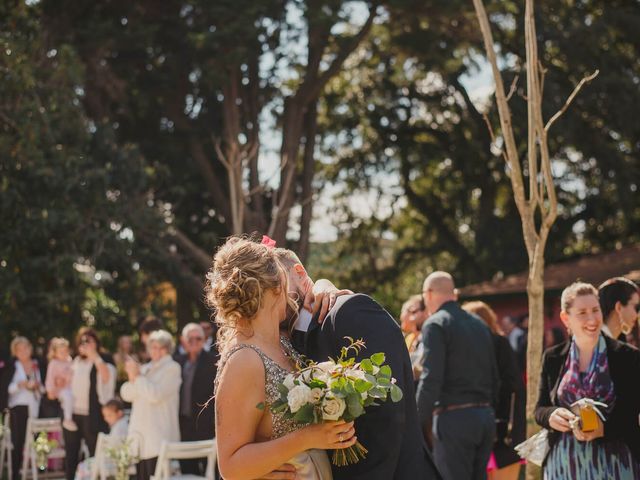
[254,463,296,480]
[304,279,353,323]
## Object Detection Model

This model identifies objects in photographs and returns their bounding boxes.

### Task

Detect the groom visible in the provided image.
[270,248,441,480]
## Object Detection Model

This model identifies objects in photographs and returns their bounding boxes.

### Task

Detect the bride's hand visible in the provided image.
[301,420,357,450]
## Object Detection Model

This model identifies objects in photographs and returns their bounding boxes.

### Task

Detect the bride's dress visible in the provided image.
[217,337,332,480]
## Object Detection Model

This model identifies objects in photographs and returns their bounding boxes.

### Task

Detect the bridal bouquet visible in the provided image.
[265,337,403,466]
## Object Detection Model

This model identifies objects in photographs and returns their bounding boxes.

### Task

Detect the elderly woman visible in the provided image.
[599,277,640,341]
[0,337,44,480]
[121,330,182,480]
[536,282,640,479]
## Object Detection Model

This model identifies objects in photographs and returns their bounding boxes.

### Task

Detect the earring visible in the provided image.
[620,313,632,336]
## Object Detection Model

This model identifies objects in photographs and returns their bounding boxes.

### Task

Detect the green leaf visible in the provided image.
[379,365,392,378]
[368,387,387,399]
[360,359,374,374]
[371,352,386,366]
[378,377,392,387]
[277,383,290,397]
[347,394,365,418]
[354,378,373,393]
[293,403,315,424]
[390,384,403,403]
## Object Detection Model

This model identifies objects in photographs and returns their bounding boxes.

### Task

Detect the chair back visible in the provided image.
[0,409,13,480]
[152,439,217,480]
[22,418,65,480]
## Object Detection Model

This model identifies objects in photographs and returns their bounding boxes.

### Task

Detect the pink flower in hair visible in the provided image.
[261,235,277,249]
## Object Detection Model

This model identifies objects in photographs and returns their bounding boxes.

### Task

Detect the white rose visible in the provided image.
[321,393,346,421]
[310,388,323,403]
[287,384,312,413]
[283,373,296,390]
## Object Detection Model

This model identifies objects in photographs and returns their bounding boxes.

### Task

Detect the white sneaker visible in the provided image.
[63,419,78,431]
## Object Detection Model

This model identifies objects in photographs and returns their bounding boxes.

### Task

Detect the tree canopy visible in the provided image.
[2,0,638,343]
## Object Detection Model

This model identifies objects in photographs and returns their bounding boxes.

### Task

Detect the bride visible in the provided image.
[206,237,356,480]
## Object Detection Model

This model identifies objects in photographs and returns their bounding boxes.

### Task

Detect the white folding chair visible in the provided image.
[151,439,217,480]
[0,410,13,480]
[91,433,137,480]
[22,418,65,480]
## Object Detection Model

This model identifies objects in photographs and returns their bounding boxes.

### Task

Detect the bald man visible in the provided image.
[416,272,499,480]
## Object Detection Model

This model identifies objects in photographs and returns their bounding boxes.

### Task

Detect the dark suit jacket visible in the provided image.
[535,335,640,463]
[176,349,218,439]
[300,294,441,480]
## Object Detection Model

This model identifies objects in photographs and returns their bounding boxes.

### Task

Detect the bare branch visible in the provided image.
[545,69,599,132]
[170,227,212,271]
[506,74,520,102]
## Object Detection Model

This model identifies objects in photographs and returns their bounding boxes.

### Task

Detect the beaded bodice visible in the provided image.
[216,336,308,439]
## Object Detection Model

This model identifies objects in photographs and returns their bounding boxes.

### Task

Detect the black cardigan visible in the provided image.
[535,335,640,462]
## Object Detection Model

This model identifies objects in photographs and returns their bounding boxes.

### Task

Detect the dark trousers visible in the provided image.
[432,407,495,480]
[63,414,99,480]
[136,457,157,480]
[178,415,211,476]
[9,405,29,480]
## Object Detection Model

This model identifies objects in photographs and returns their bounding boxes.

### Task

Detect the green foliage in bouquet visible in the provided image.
[264,337,404,466]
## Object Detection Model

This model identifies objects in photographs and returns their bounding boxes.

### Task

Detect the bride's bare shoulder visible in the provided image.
[217,345,265,392]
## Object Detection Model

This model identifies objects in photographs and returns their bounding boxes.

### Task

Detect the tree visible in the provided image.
[0,3,162,342]
[472,1,597,477]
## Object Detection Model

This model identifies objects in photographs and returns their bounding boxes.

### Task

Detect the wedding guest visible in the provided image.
[463,301,525,480]
[176,323,218,476]
[63,328,116,480]
[45,337,76,431]
[0,337,45,480]
[200,320,215,352]
[102,399,128,437]
[400,295,429,382]
[121,330,181,480]
[535,282,640,478]
[417,272,498,480]
[598,277,640,341]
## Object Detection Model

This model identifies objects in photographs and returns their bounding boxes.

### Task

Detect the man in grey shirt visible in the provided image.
[416,272,499,480]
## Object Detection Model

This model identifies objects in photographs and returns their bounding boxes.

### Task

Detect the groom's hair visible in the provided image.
[274,248,302,271]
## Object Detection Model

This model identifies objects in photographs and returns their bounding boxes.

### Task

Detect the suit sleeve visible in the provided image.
[416,321,445,426]
[329,296,408,480]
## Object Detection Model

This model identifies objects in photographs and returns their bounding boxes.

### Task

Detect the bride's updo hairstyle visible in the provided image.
[205,236,293,351]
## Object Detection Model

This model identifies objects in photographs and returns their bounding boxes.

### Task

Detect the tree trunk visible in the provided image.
[297,100,318,263]
[525,251,545,480]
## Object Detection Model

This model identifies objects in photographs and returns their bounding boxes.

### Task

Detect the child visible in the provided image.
[45,337,76,431]
[101,399,128,437]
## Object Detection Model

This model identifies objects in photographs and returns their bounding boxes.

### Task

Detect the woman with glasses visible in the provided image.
[63,328,116,480]
[599,277,640,342]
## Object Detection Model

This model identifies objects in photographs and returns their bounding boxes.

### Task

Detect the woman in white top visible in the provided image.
[121,330,182,480]
[1,337,44,480]
[63,328,116,480]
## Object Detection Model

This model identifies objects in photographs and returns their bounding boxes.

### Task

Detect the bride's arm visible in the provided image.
[216,348,355,480]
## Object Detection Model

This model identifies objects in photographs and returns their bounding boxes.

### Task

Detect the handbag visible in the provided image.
[514,428,549,467]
